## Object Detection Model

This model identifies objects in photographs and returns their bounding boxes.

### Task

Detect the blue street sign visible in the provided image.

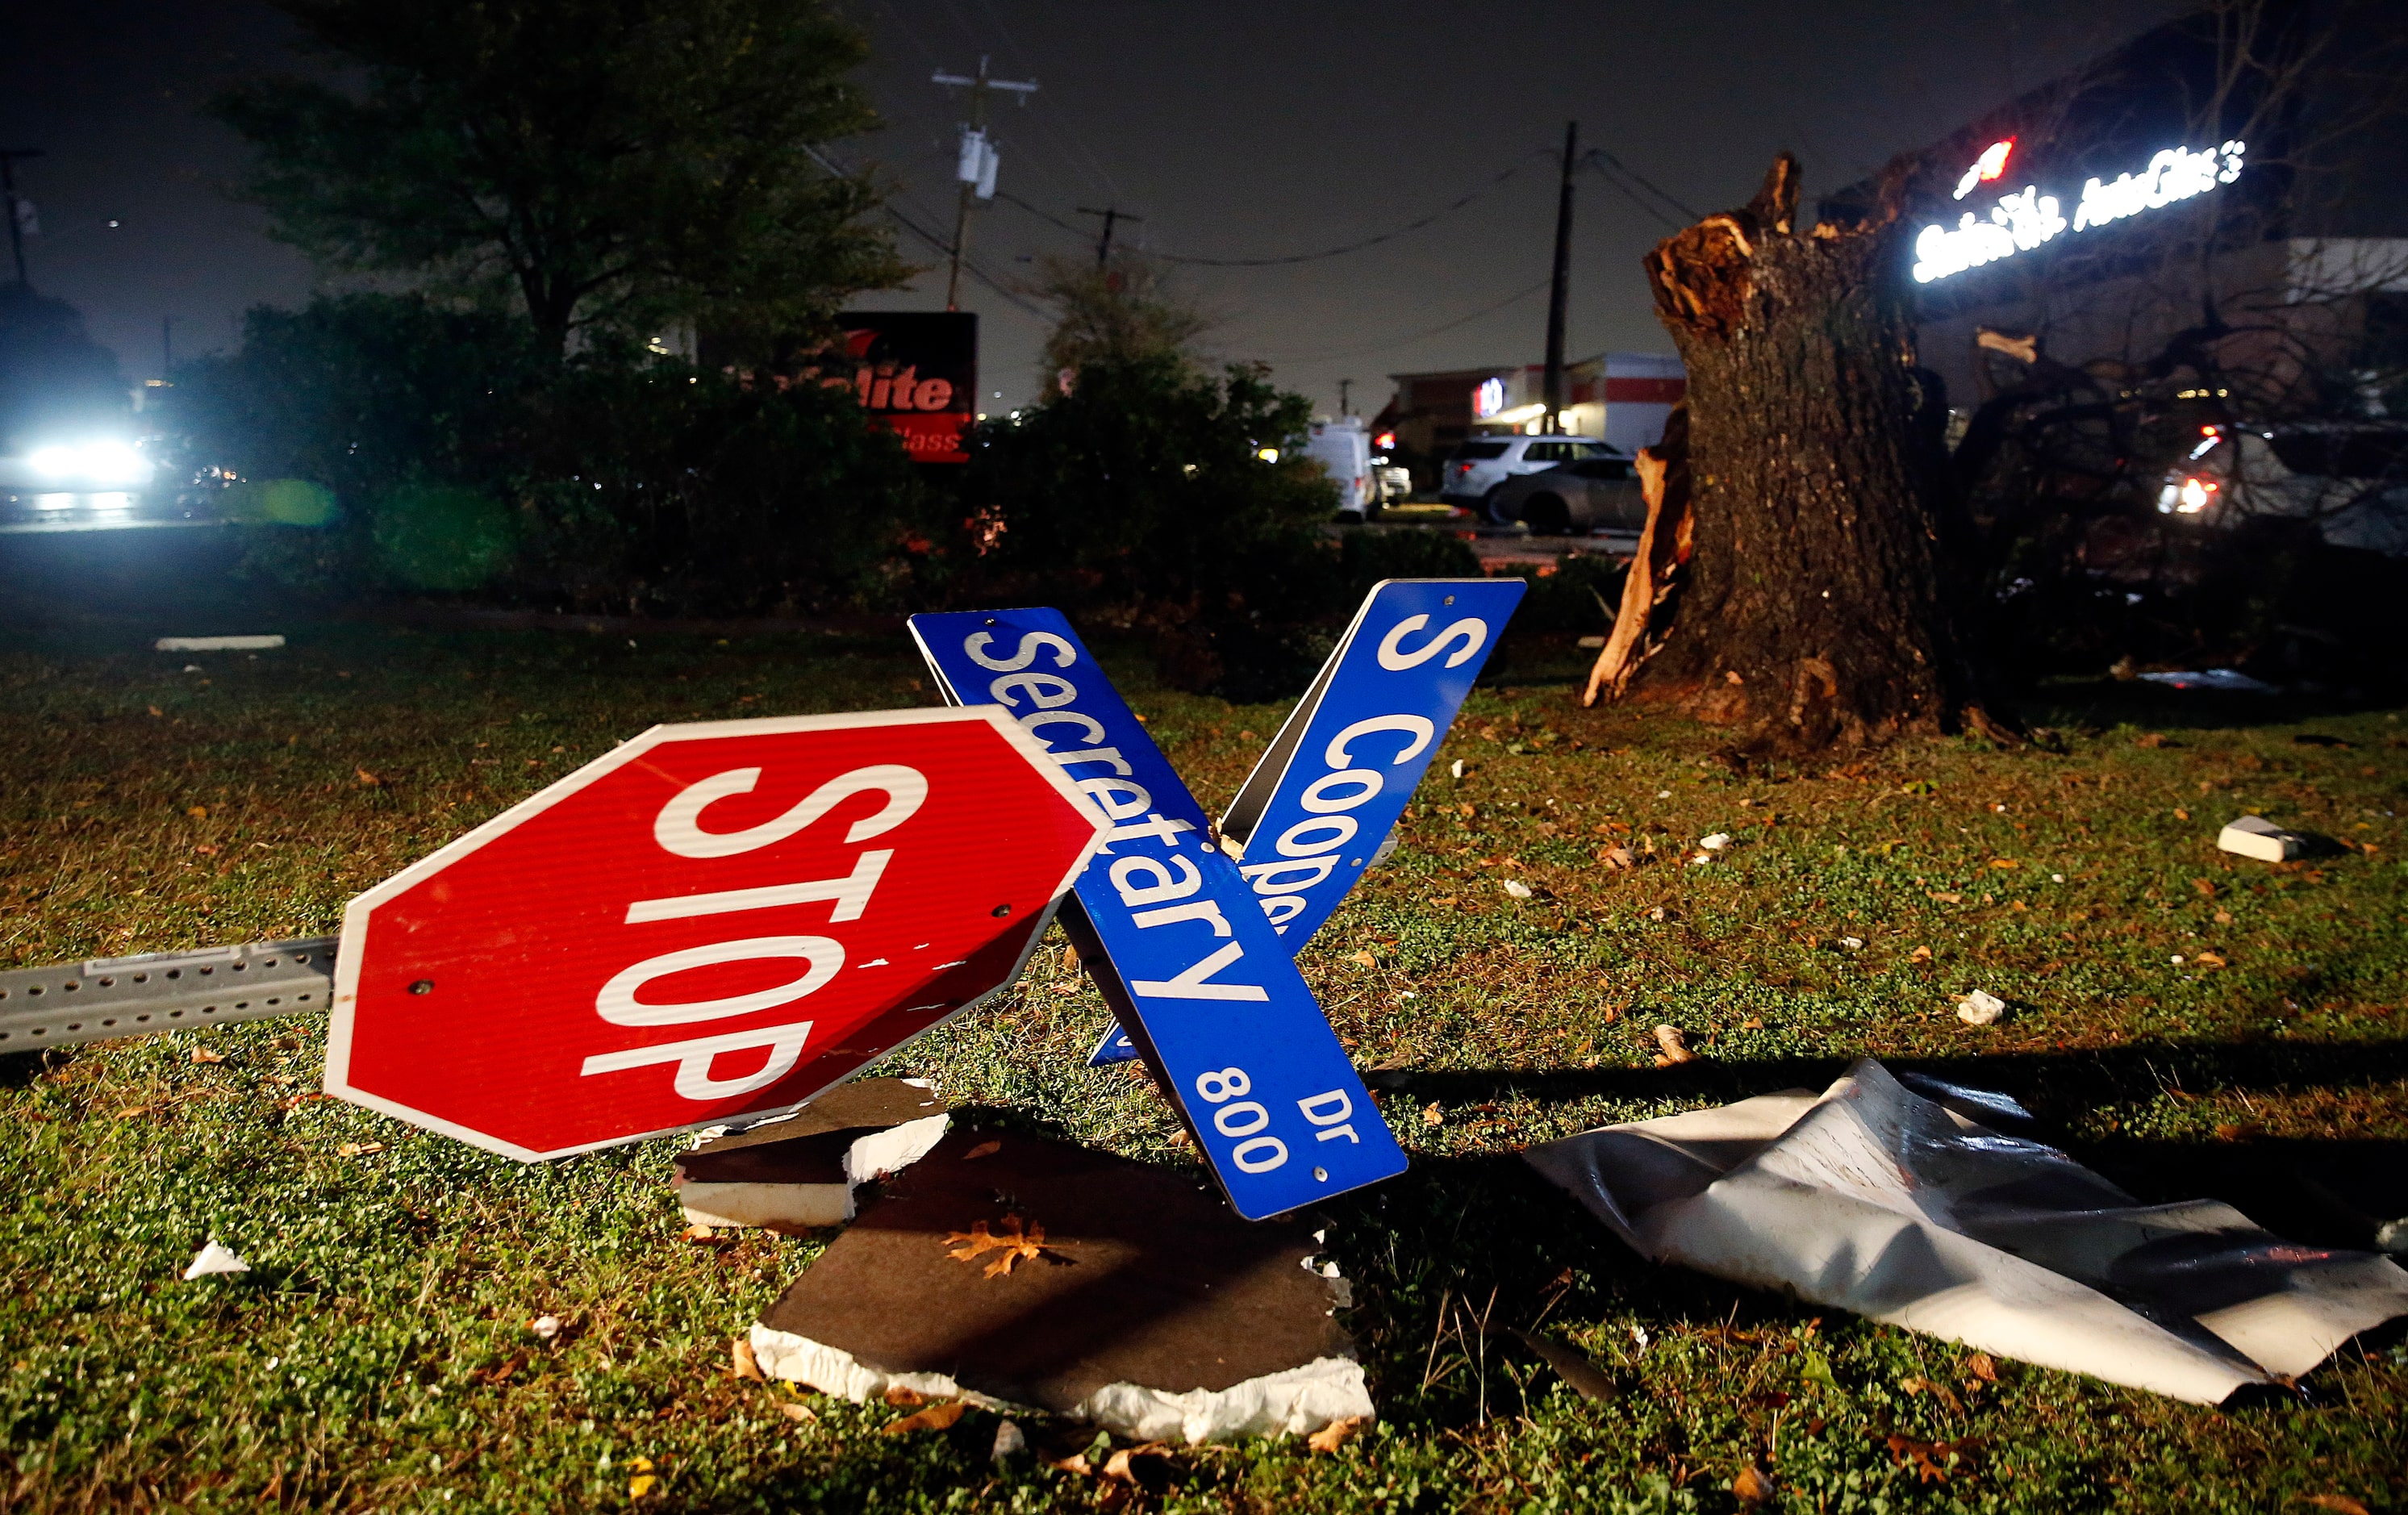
[910,608,1408,1220]
[1090,578,1525,1064]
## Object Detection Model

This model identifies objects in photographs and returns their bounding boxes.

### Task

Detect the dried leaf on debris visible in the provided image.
[945,1215,1053,1277]
[1307,1417,1367,1454]
[882,1399,966,1434]
[1100,1443,1173,1486]
[1965,1352,1998,1383]
[730,1338,764,1382]
[190,1047,226,1064]
[1653,1025,1696,1065]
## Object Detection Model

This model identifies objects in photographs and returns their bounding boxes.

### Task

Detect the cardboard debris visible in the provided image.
[674,1078,949,1232]
[748,1129,1371,1443]
[1524,1058,2408,1404]
[2218,815,2307,863]
[182,1240,249,1279]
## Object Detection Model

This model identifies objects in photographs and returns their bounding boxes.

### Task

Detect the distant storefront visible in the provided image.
[1374,353,1684,463]
[706,311,979,463]
[1834,6,2408,418]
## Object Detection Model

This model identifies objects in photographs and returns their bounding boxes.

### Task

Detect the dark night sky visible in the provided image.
[3,0,2175,417]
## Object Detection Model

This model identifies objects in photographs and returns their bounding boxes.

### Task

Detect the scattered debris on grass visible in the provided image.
[1652,1025,1696,1065]
[1525,1059,2408,1404]
[990,1418,1026,1461]
[528,1314,563,1341]
[1957,991,2008,1026]
[1733,1463,1778,1505]
[182,1240,248,1280]
[1306,1416,1367,1453]
[731,1338,765,1382]
[2219,814,2307,862]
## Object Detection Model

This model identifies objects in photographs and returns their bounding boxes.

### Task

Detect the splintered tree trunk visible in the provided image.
[1584,155,2012,749]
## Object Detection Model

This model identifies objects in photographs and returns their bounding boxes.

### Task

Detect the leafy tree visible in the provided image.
[0,287,128,453]
[212,0,909,355]
[1033,252,1211,381]
[960,354,1340,698]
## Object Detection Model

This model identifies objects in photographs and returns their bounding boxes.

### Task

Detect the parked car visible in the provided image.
[1439,435,1623,517]
[1486,456,1646,535]
[2156,422,2408,556]
[1303,418,1379,521]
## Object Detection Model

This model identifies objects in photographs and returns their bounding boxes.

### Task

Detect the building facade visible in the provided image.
[1374,352,1685,465]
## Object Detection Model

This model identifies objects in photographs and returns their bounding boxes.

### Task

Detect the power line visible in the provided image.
[1257,276,1555,365]
[1153,150,1552,268]
[1585,148,1699,225]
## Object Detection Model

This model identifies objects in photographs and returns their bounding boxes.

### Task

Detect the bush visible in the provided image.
[957,355,1340,697]
[171,294,929,614]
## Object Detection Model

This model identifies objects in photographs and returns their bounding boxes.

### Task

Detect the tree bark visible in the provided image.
[1584,154,2014,749]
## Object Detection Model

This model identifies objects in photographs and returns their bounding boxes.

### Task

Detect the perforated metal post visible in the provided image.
[0,937,337,1052]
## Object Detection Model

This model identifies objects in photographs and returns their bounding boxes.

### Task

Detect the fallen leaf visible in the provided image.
[190,1048,226,1065]
[627,1454,657,1498]
[778,1400,816,1422]
[882,1400,966,1435]
[1989,858,2019,870]
[1421,1103,1444,1127]
[1900,1375,1964,1413]
[2215,1121,2264,1141]
[962,1139,1003,1161]
[2193,877,2218,897]
[1345,949,1378,967]
[2174,807,2190,821]
[354,767,382,787]
[117,1105,155,1120]
[2306,1496,2372,1515]
[1885,1434,1976,1484]
[731,1338,764,1382]
[883,1385,926,1407]
[1598,845,1635,869]
[1929,891,1963,904]
[336,1141,385,1158]
[945,1215,1054,1277]
[1510,1329,1618,1401]
[1050,1454,1094,1475]
[1732,1464,1778,1505]
[1653,1025,1695,1064]
[1965,1352,1997,1383]
[187,805,208,819]
[1308,1417,1367,1454]
[1430,895,1458,908]
[2193,951,2227,968]
[1100,1443,1173,1484]
[148,705,163,716]
[1909,945,1933,962]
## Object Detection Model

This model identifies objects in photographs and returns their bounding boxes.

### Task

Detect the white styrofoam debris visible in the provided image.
[748,1324,1020,1410]
[1700,833,1732,851]
[1449,760,1466,780]
[991,1419,1027,1461]
[1840,937,1865,950]
[1070,1357,1374,1446]
[2218,815,2305,863]
[182,1240,249,1279]
[1502,879,1534,899]
[747,1327,1371,1445]
[845,1113,951,1185]
[529,1314,564,1340]
[156,636,286,652]
[679,1179,853,1231]
[1957,991,2008,1026]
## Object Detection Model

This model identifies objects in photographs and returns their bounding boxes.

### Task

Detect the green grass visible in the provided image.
[3,622,2406,1512]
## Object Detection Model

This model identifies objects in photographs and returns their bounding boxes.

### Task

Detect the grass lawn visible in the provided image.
[2,618,2405,1513]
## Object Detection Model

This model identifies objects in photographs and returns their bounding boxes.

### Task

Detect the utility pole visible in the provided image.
[1075,206,1142,270]
[1,148,44,288]
[1542,120,1576,435]
[933,59,1037,311]
[1339,378,1353,417]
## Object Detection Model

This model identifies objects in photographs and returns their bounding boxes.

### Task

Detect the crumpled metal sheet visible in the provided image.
[1525,1058,2408,1404]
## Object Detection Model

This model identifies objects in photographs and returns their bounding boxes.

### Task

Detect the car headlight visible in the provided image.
[27,440,155,486]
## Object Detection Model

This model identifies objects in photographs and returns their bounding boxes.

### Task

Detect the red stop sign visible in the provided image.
[326,708,1108,1160]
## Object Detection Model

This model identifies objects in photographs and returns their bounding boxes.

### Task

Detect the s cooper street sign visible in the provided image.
[327,708,1108,1160]
[911,608,1408,1220]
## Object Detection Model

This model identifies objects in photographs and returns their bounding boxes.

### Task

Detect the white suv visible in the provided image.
[1440,435,1621,517]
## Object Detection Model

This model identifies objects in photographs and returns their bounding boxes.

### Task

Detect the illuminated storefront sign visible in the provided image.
[1473,376,1507,419]
[1912,138,2245,284]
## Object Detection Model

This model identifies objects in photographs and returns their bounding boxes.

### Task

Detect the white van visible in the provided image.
[1303,418,1378,522]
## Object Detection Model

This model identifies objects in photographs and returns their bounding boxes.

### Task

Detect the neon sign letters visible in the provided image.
[1913,139,2245,284]
[1473,376,1506,419]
